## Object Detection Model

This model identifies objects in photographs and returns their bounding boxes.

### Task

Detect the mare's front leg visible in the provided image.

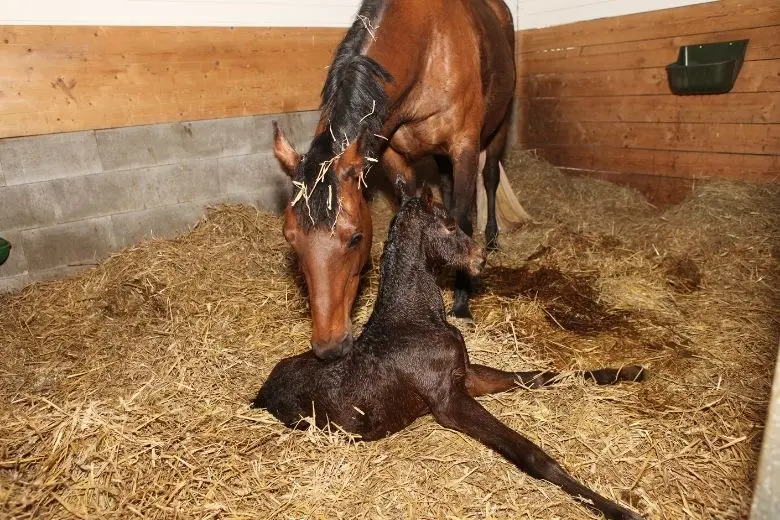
[429,390,644,520]
[382,146,417,199]
[449,144,480,319]
[466,364,646,397]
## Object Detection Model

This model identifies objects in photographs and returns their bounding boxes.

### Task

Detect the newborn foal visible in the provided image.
[253,189,645,520]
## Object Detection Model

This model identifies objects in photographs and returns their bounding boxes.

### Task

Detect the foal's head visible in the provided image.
[393,186,486,277]
[273,123,372,361]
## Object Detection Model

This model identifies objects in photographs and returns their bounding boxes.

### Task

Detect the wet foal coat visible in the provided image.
[254,192,646,520]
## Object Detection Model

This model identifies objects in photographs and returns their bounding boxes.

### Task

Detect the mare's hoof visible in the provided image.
[485,233,499,252]
[449,304,473,321]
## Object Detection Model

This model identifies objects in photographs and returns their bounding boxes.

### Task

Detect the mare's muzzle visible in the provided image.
[311,332,353,361]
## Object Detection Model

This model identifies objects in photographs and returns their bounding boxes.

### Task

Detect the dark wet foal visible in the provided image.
[253,188,645,520]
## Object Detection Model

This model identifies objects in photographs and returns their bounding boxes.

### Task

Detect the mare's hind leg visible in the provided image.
[466,364,646,398]
[448,144,480,319]
[482,119,510,251]
[430,390,643,520]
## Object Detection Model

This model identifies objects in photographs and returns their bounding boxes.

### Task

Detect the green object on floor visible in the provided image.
[0,237,11,266]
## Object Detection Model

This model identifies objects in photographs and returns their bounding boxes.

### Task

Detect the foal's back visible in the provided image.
[256,320,464,441]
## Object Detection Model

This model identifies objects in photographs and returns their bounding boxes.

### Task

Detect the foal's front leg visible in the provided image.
[466,364,646,397]
[430,390,644,520]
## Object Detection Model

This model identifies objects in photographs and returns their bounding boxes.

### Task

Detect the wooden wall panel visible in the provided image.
[518,0,780,53]
[516,0,780,202]
[0,26,345,138]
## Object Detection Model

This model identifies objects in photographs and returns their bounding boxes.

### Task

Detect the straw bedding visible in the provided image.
[1,151,778,519]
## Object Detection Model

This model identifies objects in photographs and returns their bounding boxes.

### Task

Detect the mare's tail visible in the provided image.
[476,153,532,233]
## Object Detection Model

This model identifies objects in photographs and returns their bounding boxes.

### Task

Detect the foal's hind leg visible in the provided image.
[466,364,646,398]
[430,390,643,520]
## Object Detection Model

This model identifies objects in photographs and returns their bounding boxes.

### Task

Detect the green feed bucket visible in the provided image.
[0,238,11,266]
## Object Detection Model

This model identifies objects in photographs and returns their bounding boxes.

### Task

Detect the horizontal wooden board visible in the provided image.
[518,0,780,54]
[519,93,780,125]
[518,25,780,75]
[529,145,779,182]
[0,26,345,138]
[521,120,780,155]
[519,60,780,98]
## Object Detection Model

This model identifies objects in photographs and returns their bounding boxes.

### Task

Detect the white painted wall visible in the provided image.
[0,0,712,29]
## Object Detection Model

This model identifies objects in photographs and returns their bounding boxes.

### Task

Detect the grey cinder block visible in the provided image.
[21,217,117,272]
[0,184,41,231]
[110,202,208,249]
[216,186,291,214]
[0,230,28,278]
[10,159,222,231]
[253,110,320,154]
[0,274,30,294]
[217,153,287,194]
[96,117,255,171]
[0,131,102,185]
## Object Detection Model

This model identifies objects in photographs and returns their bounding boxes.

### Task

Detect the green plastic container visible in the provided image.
[0,238,11,266]
[666,40,749,95]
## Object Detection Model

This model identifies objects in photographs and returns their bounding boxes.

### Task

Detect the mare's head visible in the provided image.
[273,122,372,360]
[392,185,486,277]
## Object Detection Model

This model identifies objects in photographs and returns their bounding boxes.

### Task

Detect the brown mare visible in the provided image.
[253,188,646,520]
[273,0,516,359]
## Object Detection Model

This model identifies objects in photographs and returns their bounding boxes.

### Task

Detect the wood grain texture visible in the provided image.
[0,26,345,138]
[519,93,780,125]
[531,145,779,182]
[519,60,780,98]
[518,0,780,54]
[520,121,780,155]
[516,0,780,188]
[518,24,780,75]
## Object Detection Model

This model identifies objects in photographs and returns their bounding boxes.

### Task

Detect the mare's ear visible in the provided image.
[272,121,300,178]
[335,134,366,181]
[420,184,434,209]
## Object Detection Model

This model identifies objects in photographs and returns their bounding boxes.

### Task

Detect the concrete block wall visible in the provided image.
[0,111,319,293]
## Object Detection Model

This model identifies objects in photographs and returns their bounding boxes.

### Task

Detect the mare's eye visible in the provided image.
[347,233,364,249]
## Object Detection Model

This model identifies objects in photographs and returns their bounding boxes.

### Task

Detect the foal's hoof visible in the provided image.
[621,365,648,382]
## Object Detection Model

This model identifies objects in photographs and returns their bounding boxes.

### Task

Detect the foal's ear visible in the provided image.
[421,184,434,209]
[272,121,300,178]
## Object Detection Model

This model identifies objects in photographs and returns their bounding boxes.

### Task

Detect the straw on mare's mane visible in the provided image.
[291,0,393,231]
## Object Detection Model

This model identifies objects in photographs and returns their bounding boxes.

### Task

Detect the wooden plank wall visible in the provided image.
[0,26,344,138]
[516,0,780,203]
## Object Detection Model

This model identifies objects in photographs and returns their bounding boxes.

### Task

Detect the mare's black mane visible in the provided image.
[292,0,393,230]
